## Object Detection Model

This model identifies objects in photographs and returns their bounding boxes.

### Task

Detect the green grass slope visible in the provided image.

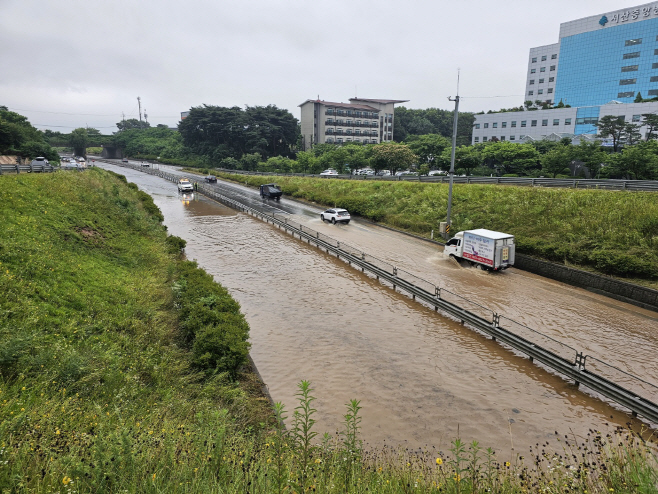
[219,174,658,285]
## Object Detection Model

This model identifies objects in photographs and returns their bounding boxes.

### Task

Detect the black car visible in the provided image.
[259,183,282,200]
[204,175,217,183]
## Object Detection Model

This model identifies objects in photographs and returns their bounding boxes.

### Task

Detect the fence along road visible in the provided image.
[217,168,658,192]
[109,160,658,426]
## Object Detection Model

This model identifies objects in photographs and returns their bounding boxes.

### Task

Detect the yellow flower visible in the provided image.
[315,458,322,464]
[504,461,511,467]
[267,458,272,463]
[152,473,156,481]
[55,429,61,435]
[453,474,461,482]
[436,457,443,466]
[62,476,71,485]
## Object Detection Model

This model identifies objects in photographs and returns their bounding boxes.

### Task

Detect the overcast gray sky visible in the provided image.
[1,0,627,132]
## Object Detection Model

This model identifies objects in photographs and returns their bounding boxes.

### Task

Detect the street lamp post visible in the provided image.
[446,94,460,237]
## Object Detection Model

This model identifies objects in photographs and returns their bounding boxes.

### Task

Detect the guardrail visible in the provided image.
[107,159,658,425]
[0,163,56,174]
[213,168,658,192]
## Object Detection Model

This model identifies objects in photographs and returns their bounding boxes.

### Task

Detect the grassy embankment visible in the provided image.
[1,168,657,493]
[217,173,658,288]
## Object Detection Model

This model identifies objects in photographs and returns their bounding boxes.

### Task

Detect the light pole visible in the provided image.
[446,94,460,237]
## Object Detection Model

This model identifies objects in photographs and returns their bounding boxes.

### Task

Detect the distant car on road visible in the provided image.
[30,157,49,166]
[320,208,351,224]
[177,178,194,193]
[122,158,129,163]
[204,175,217,183]
[260,183,282,200]
[320,169,338,177]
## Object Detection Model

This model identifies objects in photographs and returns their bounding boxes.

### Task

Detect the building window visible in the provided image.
[541,55,547,61]
[519,135,526,140]
[618,91,635,97]
[649,89,658,96]
[521,121,527,127]
[622,65,639,72]
[625,38,642,46]
[548,88,554,93]
[653,63,658,69]
[540,67,546,72]
[565,118,572,125]
[492,122,498,128]
[632,114,641,122]
[553,119,559,126]
[575,117,598,125]
[624,51,641,59]
[484,123,489,128]
[531,120,537,127]
[474,123,480,129]
[529,79,535,84]
[549,77,555,82]
[620,79,637,85]
[538,89,544,94]
[474,137,479,143]
[502,122,507,128]
[511,121,517,127]
[652,76,658,82]
[542,119,548,126]
[531,57,537,63]
[510,135,516,140]
[551,54,557,59]
[530,68,536,74]
[483,137,488,142]
[528,90,534,96]
[500,136,506,141]
[539,78,544,83]
[550,65,556,71]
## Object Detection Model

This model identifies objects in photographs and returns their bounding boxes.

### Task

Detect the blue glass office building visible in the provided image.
[472,3,658,144]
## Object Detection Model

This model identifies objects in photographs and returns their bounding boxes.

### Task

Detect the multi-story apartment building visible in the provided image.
[299,98,408,150]
[473,2,658,143]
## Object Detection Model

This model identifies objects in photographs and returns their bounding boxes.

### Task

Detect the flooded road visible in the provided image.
[100,162,657,456]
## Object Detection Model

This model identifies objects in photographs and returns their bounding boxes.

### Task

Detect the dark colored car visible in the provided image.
[204,175,217,183]
[260,183,282,200]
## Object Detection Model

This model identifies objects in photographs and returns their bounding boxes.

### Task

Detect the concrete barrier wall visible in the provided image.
[515,254,658,311]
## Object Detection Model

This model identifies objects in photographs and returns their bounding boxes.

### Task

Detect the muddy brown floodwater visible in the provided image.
[102,164,657,458]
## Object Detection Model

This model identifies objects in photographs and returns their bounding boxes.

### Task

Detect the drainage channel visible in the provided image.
[108,161,658,426]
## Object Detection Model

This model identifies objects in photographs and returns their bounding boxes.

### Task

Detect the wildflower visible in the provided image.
[62,476,71,485]
[505,461,510,467]
[152,473,156,481]
[436,457,443,466]
[267,458,272,463]
[453,474,461,482]
[55,429,61,435]
[22,387,26,391]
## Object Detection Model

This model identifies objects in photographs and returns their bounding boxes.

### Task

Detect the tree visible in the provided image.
[596,115,626,152]
[0,108,59,161]
[480,141,540,175]
[635,92,644,103]
[572,140,607,179]
[541,145,573,177]
[624,122,642,146]
[405,134,451,168]
[642,113,658,140]
[370,142,417,174]
[437,146,480,175]
[116,118,150,131]
[608,140,658,179]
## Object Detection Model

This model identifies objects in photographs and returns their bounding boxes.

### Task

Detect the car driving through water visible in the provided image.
[320,208,351,224]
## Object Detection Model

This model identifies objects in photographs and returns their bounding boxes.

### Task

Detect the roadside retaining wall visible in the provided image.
[515,254,658,311]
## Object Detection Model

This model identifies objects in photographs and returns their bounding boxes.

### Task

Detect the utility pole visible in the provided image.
[446,71,460,236]
[137,96,142,128]
[144,108,148,126]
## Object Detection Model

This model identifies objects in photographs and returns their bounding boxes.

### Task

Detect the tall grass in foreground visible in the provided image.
[1,169,656,492]
[217,173,658,285]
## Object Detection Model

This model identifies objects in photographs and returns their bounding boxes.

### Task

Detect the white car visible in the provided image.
[177,178,194,192]
[320,208,351,224]
[320,169,338,176]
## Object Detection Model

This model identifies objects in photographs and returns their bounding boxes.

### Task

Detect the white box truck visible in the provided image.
[444,229,515,271]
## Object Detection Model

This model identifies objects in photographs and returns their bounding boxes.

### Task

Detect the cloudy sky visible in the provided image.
[1,0,627,132]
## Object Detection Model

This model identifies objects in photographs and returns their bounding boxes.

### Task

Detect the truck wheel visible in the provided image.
[345,220,350,224]
[331,218,336,224]
[321,215,324,222]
